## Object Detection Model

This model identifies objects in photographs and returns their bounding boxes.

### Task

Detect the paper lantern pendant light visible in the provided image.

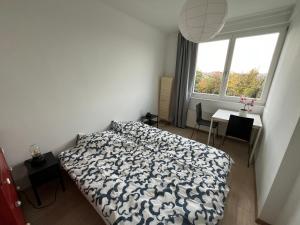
[178,0,227,43]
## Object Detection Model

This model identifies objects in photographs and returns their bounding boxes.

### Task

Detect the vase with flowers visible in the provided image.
[239,96,255,117]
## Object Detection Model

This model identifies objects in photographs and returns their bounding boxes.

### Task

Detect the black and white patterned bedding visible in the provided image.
[59,121,233,225]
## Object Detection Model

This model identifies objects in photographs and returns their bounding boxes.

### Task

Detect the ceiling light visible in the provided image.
[178,0,227,43]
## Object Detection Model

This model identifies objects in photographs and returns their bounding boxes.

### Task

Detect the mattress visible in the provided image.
[59,121,233,225]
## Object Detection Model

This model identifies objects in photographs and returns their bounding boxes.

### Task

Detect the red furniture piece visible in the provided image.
[0,148,28,225]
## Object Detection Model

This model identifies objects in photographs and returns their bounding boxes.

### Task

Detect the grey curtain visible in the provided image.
[171,32,198,128]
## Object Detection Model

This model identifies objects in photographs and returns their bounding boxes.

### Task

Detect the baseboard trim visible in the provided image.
[256,218,271,225]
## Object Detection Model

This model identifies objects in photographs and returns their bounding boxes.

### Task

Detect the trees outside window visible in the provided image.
[226,69,265,98]
[194,71,222,95]
[194,39,229,95]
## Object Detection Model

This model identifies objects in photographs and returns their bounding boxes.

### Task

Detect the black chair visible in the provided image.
[191,103,219,145]
[220,115,254,166]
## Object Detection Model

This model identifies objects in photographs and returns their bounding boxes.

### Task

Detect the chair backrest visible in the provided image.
[226,115,254,142]
[196,103,203,124]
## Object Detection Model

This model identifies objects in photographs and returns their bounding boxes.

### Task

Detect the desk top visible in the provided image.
[212,109,263,128]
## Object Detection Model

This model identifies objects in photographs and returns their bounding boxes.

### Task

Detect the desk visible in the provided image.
[207,109,263,165]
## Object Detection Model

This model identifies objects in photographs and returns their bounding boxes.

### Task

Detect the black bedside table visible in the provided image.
[24,152,65,205]
[141,113,159,128]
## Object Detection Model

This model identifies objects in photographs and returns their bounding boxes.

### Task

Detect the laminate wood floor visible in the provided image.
[22,124,258,225]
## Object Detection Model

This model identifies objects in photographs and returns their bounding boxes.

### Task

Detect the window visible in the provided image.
[192,27,286,104]
[226,33,279,98]
[194,40,229,95]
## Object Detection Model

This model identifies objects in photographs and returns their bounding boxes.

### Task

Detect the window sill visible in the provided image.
[189,95,265,115]
[191,92,266,106]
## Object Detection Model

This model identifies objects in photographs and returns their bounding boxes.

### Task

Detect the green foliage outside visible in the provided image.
[194,69,265,98]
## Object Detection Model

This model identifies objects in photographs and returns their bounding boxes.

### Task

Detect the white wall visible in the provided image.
[272,119,300,225]
[164,33,178,76]
[0,0,166,182]
[276,169,300,225]
[258,118,300,223]
[255,0,300,222]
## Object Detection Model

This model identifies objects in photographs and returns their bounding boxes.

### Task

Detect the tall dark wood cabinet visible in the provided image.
[0,148,28,225]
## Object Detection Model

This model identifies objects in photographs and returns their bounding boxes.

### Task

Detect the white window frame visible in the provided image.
[192,25,288,106]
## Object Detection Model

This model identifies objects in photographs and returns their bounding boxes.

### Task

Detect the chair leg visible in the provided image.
[191,124,196,138]
[219,135,226,148]
[214,128,217,145]
[248,143,252,154]
[247,143,251,167]
[212,128,217,146]
[212,131,214,146]
[197,125,201,139]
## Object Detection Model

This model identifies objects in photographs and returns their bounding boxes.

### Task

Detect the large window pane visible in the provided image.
[226,33,279,98]
[194,39,229,95]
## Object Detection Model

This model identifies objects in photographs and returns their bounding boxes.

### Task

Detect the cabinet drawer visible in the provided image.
[0,148,27,225]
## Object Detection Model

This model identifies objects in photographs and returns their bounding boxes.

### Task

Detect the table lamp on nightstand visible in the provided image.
[29,144,46,167]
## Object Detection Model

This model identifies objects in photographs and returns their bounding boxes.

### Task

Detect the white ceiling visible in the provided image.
[100,0,296,33]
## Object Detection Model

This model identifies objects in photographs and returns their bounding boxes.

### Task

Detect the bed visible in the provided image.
[59,121,233,225]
